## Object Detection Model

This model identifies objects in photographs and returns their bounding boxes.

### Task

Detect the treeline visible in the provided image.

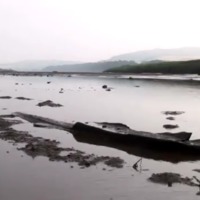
[105,60,200,74]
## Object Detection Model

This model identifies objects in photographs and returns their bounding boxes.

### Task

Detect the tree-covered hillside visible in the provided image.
[105,60,200,74]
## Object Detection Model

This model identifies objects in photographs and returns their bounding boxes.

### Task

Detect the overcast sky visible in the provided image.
[0,0,200,63]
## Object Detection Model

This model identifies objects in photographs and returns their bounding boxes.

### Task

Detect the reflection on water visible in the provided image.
[1,75,200,199]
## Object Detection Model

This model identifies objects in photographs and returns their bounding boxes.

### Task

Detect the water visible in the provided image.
[1,74,200,199]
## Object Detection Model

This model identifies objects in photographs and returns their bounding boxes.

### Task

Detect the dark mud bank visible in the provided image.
[0,114,124,169]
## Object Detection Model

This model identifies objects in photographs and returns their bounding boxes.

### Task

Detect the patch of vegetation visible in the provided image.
[105,60,200,74]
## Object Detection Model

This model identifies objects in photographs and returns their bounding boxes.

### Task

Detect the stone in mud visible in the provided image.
[163,124,179,129]
[0,96,12,99]
[37,100,63,107]
[162,111,185,115]
[166,117,175,120]
[15,97,32,100]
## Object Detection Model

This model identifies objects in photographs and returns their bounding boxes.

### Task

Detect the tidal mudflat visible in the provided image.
[1,73,200,200]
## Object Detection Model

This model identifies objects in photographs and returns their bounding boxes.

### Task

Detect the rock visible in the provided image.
[15,97,32,100]
[37,100,63,107]
[102,85,107,89]
[166,117,175,120]
[162,111,185,115]
[47,81,51,84]
[0,96,12,99]
[163,124,179,129]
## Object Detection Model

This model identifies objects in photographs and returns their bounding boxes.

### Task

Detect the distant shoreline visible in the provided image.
[1,70,200,83]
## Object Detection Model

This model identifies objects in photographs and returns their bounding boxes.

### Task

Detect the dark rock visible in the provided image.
[166,117,175,120]
[102,85,107,89]
[37,100,63,107]
[163,124,179,129]
[47,81,51,84]
[15,97,32,101]
[162,111,185,115]
[0,96,12,99]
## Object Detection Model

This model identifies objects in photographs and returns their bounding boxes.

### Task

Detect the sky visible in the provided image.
[0,0,200,63]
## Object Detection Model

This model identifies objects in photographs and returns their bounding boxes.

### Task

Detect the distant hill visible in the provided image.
[0,68,15,73]
[43,61,137,72]
[110,47,200,62]
[105,59,200,74]
[0,60,80,71]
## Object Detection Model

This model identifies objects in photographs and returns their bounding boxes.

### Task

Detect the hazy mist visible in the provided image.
[1,0,200,64]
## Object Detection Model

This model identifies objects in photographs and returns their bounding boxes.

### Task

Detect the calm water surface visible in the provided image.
[1,75,200,200]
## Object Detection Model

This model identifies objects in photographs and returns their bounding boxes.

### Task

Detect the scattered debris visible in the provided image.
[163,124,179,129]
[37,100,63,107]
